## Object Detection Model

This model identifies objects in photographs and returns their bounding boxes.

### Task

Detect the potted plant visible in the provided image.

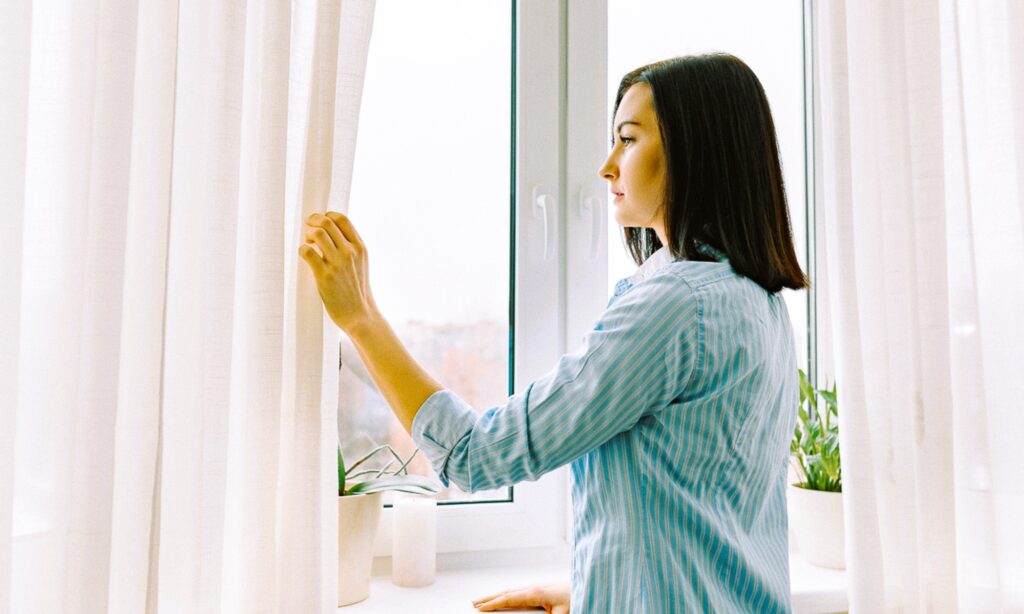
[338,444,440,607]
[787,369,845,569]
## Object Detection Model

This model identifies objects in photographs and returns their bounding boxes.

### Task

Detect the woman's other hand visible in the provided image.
[298,211,378,333]
[472,581,570,613]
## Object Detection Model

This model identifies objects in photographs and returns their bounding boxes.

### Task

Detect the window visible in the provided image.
[348,0,814,557]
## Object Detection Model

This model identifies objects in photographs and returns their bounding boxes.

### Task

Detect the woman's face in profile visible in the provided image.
[599,82,668,241]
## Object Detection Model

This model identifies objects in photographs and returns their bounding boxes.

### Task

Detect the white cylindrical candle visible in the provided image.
[391,495,437,587]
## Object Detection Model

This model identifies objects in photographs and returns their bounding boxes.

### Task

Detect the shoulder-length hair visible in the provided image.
[615,53,809,293]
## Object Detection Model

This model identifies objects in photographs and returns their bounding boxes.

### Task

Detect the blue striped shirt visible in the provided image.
[411,244,798,613]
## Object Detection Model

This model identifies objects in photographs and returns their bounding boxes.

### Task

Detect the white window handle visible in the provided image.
[532,186,555,261]
[579,189,603,260]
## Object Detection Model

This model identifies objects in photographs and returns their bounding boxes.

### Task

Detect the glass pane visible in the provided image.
[340,0,513,505]
[606,0,809,371]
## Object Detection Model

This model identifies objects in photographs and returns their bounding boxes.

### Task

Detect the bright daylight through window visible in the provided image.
[341,0,514,506]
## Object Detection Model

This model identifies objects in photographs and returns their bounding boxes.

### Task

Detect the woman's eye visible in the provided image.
[620,136,634,145]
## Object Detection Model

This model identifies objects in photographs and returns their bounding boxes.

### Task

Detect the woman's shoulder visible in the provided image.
[652,260,780,317]
[618,256,768,312]
[658,258,740,292]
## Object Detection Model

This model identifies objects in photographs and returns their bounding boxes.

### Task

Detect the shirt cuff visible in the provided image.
[411,389,479,488]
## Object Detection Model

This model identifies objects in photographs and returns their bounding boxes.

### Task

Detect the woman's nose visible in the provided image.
[598,156,616,181]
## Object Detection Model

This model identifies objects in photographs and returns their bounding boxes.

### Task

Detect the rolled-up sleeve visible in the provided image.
[411,271,702,492]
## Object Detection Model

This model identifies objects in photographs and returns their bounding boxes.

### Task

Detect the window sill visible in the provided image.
[339,545,848,613]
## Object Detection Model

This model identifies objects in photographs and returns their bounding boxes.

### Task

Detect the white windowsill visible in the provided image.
[339,544,848,613]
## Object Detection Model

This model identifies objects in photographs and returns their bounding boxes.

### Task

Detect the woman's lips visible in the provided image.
[613,193,624,204]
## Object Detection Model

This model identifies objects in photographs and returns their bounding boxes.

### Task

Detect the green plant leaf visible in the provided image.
[819,388,837,431]
[821,453,839,480]
[823,432,839,457]
[819,389,837,412]
[339,445,441,497]
[806,422,822,450]
[344,443,417,476]
[345,444,391,476]
[338,446,346,496]
[797,404,809,427]
[790,369,843,492]
[391,448,419,476]
[798,369,817,411]
[344,474,441,496]
[798,370,809,406]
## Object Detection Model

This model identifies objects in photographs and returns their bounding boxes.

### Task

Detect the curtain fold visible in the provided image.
[0,1,33,612]
[815,0,1023,611]
[1,1,376,612]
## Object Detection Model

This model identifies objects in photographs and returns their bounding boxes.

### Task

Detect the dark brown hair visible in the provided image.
[614,53,809,293]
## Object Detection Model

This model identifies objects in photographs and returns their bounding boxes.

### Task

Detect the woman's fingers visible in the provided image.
[472,585,529,605]
[474,589,532,611]
[473,581,571,612]
[304,213,350,261]
[472,584,535,607]
[475,585,565,611]
[325,211,365,252]
[304,227,336,261]
[298,243,325,275]
[318,215,350,252]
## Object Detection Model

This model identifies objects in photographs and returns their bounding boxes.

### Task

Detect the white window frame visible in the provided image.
[562,0,612,545]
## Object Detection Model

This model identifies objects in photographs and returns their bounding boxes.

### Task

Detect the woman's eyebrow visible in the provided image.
[616,120,642,133]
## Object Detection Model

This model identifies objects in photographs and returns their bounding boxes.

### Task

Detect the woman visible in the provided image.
[300,53,808,613]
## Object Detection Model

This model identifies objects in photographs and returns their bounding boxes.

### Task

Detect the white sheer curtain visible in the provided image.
[0,0,375,612]
[815,0,1023,612]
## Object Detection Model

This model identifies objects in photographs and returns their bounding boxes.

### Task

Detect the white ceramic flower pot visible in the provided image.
[338,488,383,607]
[787,484,846,569]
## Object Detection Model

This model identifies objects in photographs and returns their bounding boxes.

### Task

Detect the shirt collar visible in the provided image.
[614,241,729,298]
[628,245,676,286]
